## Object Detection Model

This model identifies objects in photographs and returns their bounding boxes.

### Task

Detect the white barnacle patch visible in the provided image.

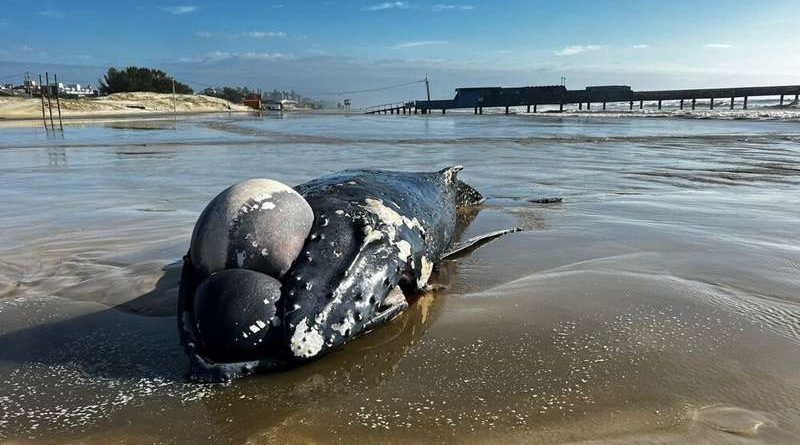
[261,201,276,210]
[362,225,384,246]
[331,310,355,336]
[363,198,416,229]
[418,256,433,288]
[396,240,412,263]
[290,317,325,358]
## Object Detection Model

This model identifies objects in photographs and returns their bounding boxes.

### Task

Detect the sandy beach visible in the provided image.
[1,113,799,444]
[0,92,251,121]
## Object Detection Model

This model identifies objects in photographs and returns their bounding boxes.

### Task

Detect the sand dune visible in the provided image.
[0,91,251,120]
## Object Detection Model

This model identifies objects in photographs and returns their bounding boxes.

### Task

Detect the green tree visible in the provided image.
[99,67,192,95]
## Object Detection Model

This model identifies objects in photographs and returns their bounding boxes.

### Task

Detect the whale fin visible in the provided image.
[442,227,522,260]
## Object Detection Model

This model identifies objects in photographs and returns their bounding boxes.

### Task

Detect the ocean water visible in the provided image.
[1,113,800,444]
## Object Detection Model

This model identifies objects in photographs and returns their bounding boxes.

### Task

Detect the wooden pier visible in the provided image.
[364,101,418,115]
[399,84,800,114]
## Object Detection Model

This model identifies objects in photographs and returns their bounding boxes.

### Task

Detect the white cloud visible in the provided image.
[392,40,449,48]
[632,44,649,49]
[554,45,605,56]
[363,2,410,11]
[38,9,65,19]
[196,51,294,62]
[704,43,733,49]
[431,4,474,11]
[196,31,286,39]
[159,5,198,15]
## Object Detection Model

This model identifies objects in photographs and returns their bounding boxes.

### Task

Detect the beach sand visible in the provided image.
[0,92,251,121]
[1,113,799,444]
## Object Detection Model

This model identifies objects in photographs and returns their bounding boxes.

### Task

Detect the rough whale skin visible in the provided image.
[178,166,483,382]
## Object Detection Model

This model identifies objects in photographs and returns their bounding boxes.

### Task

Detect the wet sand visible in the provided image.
[1,114,799,444]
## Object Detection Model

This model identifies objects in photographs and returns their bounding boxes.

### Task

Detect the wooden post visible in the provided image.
[691,98,696,110]
[45,72,55,130]
[390,108,394,114]
[442,109,446,114]
[526,104,531,113]
[402,106,406,114]
[730,98,735,109]
[479,107,483,114]
[780,95,784,106]
[533,104,537,113]
[505,106,509,114]
[629,101,633,110]
[743,96,748,109]
[639,100,643,109]
[709,98,714,110]
[795,94,799,104]
[579,102,583,110]
[54,73,63,131]
[680,99,684,110]
[38,74,48,130]
[658,100,662,110]
[559,103,564,112]
[587,102,591,110]
[602,102,606,110]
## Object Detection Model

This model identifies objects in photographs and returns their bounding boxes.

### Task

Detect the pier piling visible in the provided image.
[526,105,531,113]
[710,97,714,110]
[639,100,643,110]
[730,98,735,109]
[743,96,748,109]
[629,101,633,110]
[680,99,684,110]
[691,98,696,110]
[658,100,662,110]
[602,102,606,110]
[505,106,509,115]
[780,95,784,106]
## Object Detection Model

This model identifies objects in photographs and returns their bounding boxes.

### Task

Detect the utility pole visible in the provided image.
[45,72,55,130]
[39,74,48,130]
[54,73,63,131]
[171,78,177,118]
[425,74,431,102]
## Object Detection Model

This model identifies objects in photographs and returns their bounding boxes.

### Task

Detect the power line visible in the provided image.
[0,72,28,81]
[305,78,427,96]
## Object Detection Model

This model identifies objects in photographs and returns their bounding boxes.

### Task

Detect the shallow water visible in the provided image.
[1,113,799,444]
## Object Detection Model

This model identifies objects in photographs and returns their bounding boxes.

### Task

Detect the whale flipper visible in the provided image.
[442,227,522,261]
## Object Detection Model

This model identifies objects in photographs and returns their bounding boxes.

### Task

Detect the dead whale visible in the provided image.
[179,166,511,382]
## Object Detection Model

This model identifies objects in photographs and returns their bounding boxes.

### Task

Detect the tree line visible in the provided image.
[99,66,321,108]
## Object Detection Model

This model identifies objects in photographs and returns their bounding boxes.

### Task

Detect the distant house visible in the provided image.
[265,99,298,111]
[59,83,98,97]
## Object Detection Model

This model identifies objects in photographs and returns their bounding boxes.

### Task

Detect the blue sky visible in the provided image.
[1,1,798,104]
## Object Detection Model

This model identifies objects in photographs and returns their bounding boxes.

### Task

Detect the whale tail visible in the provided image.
[439,165,484,207]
